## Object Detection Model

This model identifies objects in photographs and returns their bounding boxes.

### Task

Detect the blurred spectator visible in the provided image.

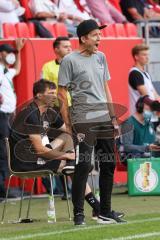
[120,96,160,166]
[28,0,90,36]
[147,0,160,13]
[120,0,160,23]
[85,0,127,24]
[58,0,91,21]
[0,0,25,24]
[0,39,25,198]
[129,44,160,116]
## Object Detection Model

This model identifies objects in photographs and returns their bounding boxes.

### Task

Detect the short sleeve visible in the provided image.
[11,107,43,136]
[102,54,110,81]
[129,70,144,90]
[58,57,72,87]
[126,0,137,8]
[42,63,50,80]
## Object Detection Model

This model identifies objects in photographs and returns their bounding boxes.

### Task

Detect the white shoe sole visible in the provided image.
[97,217,117,224]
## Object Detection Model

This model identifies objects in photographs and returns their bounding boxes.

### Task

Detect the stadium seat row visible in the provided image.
[2,22,138,39]
[2,22,68,39]
[101,23,138,38]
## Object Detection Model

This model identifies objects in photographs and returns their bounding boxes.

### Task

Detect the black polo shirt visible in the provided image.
[9,101,64,172]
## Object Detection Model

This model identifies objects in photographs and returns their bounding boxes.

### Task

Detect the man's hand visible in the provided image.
[15,38,25,52]
[112,117,121,139]
[65,152,75,160]
[149,144,160,151]
[58,12,68,21]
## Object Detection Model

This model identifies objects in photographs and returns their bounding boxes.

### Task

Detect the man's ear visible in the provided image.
[36,93,42,100]
[54,47,59,54]
[134,55,138,61]
[81,36,86,44]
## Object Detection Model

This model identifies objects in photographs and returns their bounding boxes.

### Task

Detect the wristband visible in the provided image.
[111,116,117,120]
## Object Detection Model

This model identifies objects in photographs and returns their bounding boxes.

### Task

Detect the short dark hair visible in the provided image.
[33,79,56,97]
[53,36,70,49]
[136,95,149,113]
[132,44,149,58]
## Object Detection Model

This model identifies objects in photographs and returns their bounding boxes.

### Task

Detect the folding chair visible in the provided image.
[1,138,71,223]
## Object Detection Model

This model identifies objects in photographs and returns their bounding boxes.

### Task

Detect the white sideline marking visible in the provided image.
[107,231,160,240]
[1,217,160,240]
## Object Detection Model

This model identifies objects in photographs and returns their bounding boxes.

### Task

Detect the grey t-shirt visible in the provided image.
[58,51,111,124]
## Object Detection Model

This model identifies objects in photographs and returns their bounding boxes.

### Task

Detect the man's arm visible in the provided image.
[104,81,116,118]
[35,12,57,19]
[14,38,25,76]
[127,7,144,20]
[137,85,160,100]
[29,134,74,160]
[58,86,72,133]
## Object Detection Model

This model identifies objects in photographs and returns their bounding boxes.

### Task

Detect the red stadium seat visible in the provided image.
[27,22,36,38]
[20,0,33,20]
[114,23,127,37]
[53,23,68,37]
[102,24,116,37]
[124,23,138,38]
[15,22,31,38]
[2,23,17,39]
[41,22,55,37]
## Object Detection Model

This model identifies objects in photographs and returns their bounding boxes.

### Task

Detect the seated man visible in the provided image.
[119,96,160,165]
[85,0,126,24]
[10,79,105,221]
[0,0,25,24]
[10,79,75,174]
[28,0,89,36]
[120,0,160,23]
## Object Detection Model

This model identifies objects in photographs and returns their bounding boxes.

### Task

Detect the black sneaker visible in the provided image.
[97,211,126,224]
[97,215,117,224]
[61,160,75,176]
[74,213,85,226]
[107,210,126,223]
[114,210,125,218]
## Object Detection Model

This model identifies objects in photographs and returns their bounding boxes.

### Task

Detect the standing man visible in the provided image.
[42,36,104,217]
[129,44,160,115]
[41,36,72,107]
[58,19,125,225]
[0,39,25,198]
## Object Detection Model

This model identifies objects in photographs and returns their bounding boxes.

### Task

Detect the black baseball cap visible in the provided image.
[0,44,18,53]
[77,19,107,38]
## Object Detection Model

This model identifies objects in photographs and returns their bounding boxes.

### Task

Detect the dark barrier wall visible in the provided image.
[0,38,142,189]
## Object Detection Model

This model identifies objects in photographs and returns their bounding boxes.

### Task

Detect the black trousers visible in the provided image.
[0,111,12,193]
[72,135,116,215]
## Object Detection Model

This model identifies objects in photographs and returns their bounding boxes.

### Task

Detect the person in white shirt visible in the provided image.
[0,0,25,24]
[128,44,160,115]
[0,39,25,198]
[29,0,91,36]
